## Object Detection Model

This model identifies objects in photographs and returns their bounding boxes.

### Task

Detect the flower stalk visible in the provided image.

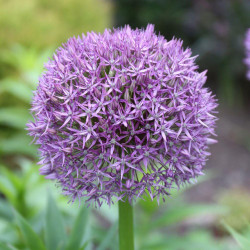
[119,200,134,250]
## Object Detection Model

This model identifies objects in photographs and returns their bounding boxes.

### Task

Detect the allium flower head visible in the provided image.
[27,24,218,206]
[245,28,250,80]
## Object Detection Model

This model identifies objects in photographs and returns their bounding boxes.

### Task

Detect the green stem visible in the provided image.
[118,199,134,250]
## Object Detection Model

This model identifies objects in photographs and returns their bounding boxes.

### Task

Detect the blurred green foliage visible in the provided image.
[134,183,233,250]
[1,194,90,250]
[0,46,53,159]
[0,159,46,218]
[0,0,112,49]
[0,159,91,249]
[219,189,250,233]
[0,0,112,161]
[0,162,237,249]
[223,222,250,250]
[114,0,250,106]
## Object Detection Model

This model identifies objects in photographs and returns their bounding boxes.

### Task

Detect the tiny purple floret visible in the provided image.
[245,29,250,80]
[27,24,218,207]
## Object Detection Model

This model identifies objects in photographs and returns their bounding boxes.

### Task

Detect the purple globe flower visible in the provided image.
[245,29,250,80]
[27,24,218,206]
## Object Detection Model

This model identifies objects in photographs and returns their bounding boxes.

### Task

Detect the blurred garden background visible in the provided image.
[0,0,250,249]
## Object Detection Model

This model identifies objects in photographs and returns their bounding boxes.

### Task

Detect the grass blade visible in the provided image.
[45,193,66,250]
[14,210,45,250]
[97,222,118,250]
[65,205,89,250]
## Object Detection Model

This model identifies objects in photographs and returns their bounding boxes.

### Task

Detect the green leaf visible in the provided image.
[0,79,32,103]
[0,133,37,157]
[76,240,90,250]
[0,242,18,250]
[0,107,30,129]
[0,167,22,191]
[223,222,250,249]
[97,222,118,250]
[45,193,66,250]
[0,166,30,217]
[14,210,45,250]
[152,204,227,228]
[139,230,229,250]
[0,168,16,204]
[65,205,89,250]
[0,199,13,221]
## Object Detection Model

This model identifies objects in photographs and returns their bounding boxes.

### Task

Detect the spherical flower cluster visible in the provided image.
[245,29,250,80]
[27,24,218,206]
